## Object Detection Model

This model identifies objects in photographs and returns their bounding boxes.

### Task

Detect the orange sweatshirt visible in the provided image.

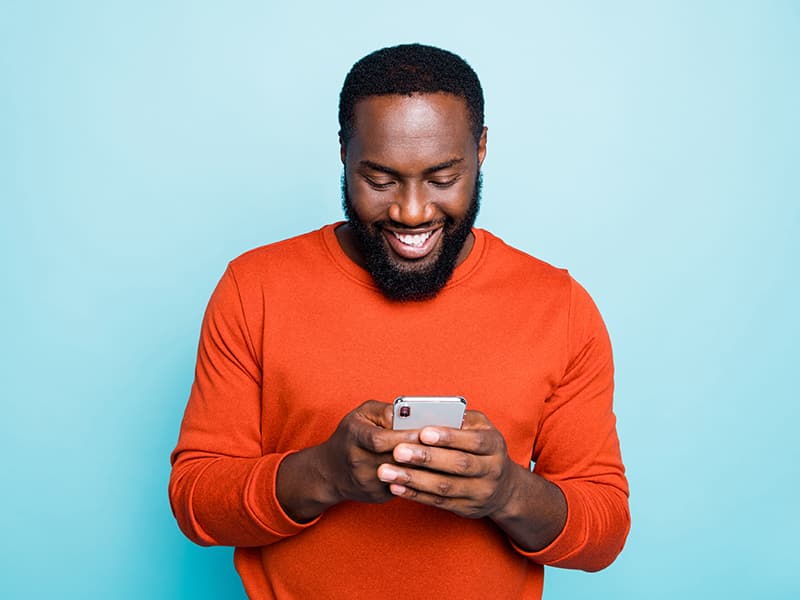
[170,224,629,599]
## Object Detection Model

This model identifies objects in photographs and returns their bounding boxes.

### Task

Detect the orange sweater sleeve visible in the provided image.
[168,266,319,547]
[516,277,630,570]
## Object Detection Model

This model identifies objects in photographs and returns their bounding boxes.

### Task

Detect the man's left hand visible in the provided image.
[376,410,522,519]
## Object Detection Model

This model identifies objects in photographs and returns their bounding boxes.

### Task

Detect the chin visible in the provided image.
[384,246,444,274]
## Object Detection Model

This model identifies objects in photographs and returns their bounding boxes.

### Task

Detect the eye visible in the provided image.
[429,177,459,188]
[364,176,395,190]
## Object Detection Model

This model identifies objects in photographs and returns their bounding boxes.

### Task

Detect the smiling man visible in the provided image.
[338,90,484,301]
[170,44,629,599]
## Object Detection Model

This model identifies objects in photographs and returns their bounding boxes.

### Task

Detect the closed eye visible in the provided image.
[429,177,459,188]
[364,176,395,190]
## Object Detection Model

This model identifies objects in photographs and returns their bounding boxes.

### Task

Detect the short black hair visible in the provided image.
[338,43,484,146]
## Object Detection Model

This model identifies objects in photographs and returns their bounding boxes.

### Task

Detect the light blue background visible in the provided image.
[2,1,798,598]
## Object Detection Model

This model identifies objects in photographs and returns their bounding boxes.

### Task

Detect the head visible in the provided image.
[339,43,485,147]
[338,44,487,301]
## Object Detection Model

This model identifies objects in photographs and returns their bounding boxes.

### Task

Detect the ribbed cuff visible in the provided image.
[508,480,584,565]
[244,452,323,537]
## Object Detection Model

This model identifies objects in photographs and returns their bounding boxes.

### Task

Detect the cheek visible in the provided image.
[436,184,475,217]
[348,185,393,221]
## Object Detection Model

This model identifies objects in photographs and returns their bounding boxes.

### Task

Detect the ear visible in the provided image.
[477,126,488,168]
[339,133,346,164]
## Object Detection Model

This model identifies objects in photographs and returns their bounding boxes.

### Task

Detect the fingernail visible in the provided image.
[420,428,440,444]
[378,466,399,482]
[389,484,407,495]
[395,446,413,462]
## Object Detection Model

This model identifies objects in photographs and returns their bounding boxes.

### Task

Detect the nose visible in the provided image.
[388,183,436,227]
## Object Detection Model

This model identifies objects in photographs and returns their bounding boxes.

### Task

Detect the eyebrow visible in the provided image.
[358,158,464,177]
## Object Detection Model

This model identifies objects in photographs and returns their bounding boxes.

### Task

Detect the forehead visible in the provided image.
[348,93,474,161]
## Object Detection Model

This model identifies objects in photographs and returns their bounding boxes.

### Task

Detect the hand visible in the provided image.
[376,410,521,519]
[277,400,419,521]
[322,400,422,504]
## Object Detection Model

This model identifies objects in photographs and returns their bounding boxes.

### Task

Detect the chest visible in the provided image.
[257,282,567,464]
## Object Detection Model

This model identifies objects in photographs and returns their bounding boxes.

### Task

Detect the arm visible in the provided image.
[523,278,630,570]
[169,266,418,545]
[169,266,309,547]
[377,278,629,570]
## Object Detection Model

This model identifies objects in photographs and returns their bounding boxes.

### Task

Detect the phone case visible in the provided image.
[392,396,466,430]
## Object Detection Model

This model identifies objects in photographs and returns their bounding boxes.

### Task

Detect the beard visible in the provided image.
[341,172,482,302]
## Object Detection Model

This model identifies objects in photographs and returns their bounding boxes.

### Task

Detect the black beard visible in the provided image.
[341,173,482,302]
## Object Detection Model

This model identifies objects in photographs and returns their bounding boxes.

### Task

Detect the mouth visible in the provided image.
[382,226,444,260]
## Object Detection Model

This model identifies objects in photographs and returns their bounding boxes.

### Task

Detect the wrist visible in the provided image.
[488,462,526,523]
[309,442,345,507]
[276,445,341,522]
[489,467,568,552]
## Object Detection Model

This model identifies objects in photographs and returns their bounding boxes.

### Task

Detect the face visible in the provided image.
[339,92,487,301]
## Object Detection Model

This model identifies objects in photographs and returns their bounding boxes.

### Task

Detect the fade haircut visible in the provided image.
[338,43,484,146]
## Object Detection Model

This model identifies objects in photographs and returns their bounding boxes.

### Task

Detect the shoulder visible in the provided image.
[233,226,329,267]
[480,230,611,361]
[225,224,336,284]
[476,228,605,325]
[478,228,572,291]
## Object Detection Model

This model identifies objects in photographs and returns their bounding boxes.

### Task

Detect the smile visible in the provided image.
[383,226,443,260]
[393,230,433,248]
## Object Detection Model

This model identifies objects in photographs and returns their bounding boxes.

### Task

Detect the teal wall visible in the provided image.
[2,1,798,598]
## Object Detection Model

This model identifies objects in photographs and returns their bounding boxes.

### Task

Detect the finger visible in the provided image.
[461,409,493,429]
[355,400,394,428]
[350,416,421,454]
[417,424,504,456]
[377,464,489,517]
[377,463,469,497]
[392,443,487,477]
[385,484,485,518]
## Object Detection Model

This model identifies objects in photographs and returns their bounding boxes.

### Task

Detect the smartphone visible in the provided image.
[392,396,467,430]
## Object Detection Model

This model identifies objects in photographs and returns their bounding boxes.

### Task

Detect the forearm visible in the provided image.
[498,471,630,571]
[527,478,630,571]
[489,464,567,552]
[490,466,629,570]
[169,451,317,547]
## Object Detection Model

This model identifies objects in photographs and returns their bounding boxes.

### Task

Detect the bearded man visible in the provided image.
[170,43,629,599]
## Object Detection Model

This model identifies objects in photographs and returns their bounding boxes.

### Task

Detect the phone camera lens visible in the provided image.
[399,406,410,418]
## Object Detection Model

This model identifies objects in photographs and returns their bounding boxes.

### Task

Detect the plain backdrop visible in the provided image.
[1,1,798,598]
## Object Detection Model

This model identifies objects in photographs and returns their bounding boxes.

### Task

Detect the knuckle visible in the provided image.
[345,451,361,470]
[436,479,454,497]
[479,489,496,505]
[366,430,381,449]
[354,471,373,487]
[476,429,504,454]
[468,430,487,452]
[464,505,486,519]
[420,448,433,465]
[487,462,504,481]
[364,429,385,452]
[453,453,473,475]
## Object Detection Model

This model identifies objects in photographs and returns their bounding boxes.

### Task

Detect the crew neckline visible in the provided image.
[321,222,487,292]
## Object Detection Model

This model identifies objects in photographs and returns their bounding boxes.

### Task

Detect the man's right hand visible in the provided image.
[276,400,419,522]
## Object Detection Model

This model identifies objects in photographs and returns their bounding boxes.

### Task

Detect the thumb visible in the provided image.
[356,400,394,429]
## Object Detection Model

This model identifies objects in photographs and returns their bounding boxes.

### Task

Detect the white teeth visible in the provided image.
[393,231,433,247]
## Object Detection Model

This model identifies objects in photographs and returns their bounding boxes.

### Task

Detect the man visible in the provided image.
[170,43,629,599]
